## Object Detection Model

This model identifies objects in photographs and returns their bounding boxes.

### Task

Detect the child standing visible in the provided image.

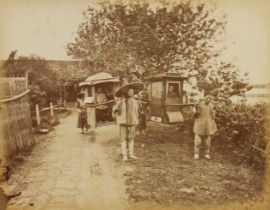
[76,93,89,134]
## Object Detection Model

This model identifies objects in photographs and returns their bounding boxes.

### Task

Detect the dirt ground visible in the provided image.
[1,111,267,210]
[2,110,130,210]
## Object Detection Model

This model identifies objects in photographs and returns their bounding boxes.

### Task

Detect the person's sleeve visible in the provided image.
[112,104,117,118]
[210,103,215,118]
[193,104,201,118]
[114,100,122,114]
[76,101,81,113]
[138,101,144,114]
[114,101,119,111]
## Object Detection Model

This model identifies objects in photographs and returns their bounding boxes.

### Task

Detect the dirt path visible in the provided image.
[3,111,266,209]
[3,110,129,210]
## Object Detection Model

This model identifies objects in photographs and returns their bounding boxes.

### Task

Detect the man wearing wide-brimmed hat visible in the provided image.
[113,82,144,161]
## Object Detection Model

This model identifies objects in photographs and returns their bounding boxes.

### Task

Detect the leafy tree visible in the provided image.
[67,1,226,81]
[3,50,17,68]
[197,62,252,102]
[3,52,60,110]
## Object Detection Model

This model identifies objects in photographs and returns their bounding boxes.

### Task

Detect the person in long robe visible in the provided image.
[193,95,217,159]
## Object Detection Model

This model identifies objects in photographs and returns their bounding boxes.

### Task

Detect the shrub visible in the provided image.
[3,53,61,111]
[214,101,268,168]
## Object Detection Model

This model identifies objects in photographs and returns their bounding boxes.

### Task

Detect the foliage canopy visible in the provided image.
[67,2,226,82]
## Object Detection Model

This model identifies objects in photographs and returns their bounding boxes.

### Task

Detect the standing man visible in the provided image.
[136,91,148,134]
[114,82,144,161]
[193,95,217,160]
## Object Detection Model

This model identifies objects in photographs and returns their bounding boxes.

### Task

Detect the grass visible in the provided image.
[124,121,265,206]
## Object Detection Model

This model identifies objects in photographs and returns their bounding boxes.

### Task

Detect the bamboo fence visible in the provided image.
[0,75,34,163]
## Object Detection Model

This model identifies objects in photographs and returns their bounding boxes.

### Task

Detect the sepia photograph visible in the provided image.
[0,0,270,209]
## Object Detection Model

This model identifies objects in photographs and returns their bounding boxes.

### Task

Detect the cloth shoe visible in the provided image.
[194,154,199,160]
[129,155,138,160]
[122,155,128,161]
[204,154,211,159]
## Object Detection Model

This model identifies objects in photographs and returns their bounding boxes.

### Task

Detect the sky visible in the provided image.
[0,0,269,84]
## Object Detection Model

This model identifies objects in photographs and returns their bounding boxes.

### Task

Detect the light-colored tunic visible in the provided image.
[193,102,217,136]
[114,97,139,125]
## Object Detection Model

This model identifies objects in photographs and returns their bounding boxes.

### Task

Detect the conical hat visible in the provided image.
[115,82,144,97]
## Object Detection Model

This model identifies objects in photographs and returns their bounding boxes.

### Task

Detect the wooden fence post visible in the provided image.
[63,85,67,108]
[25,71,28,89]
[50,102,54,117]
[36,104,40,126]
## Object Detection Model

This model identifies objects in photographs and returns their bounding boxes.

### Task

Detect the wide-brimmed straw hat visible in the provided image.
[115,82,144,97]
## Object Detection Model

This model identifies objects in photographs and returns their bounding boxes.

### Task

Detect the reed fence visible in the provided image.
[0,74,34,163]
